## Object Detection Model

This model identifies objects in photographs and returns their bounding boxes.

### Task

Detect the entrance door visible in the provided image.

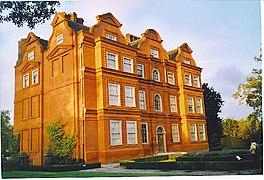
[157,126,166,153]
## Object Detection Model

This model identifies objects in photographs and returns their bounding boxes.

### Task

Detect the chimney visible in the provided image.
[18,38,26,61]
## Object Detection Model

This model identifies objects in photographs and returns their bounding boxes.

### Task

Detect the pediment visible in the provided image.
[97,13,122,28]
[180,43,193,54]
[51,12,67,26]
[46,45,73,60]
[26,32,38,45]
[20,61,40,73]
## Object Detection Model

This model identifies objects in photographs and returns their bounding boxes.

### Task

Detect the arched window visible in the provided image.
[152,69,160,81]
[157,126,164,134]
[154,94,162,111]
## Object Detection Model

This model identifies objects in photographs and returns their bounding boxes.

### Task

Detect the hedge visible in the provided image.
[176,154,252,161]
[121,160,263,171]
[132,155,169,162]
[2,162,101,172]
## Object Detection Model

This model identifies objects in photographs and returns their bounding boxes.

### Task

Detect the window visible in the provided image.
[150,48,159,58]
[137,64,144,78]
[196,98,203,114]
[167,72,175,85]
[107,52,118,70]
[110,120,122,145]
[106,33,117,41]
[184,74,192,86]
[190,124,198,141]
[57,34,63,44]
[194,76,200,88]
[187,97,194,113]
[184,59,191,64]
[123,57,133,73]
[126,121,137,144]
[154,94,162,111]
[199,124,206,141]
[23,73,29,88]
[139,90,146,110]
[108,83,120,106]
[28,51,34,61]
[152,69,160,81]
[32,69,38,84]
[141,123,148,144]
[125,86,135,107]
[172,124,180,142]
[170,96,177,113]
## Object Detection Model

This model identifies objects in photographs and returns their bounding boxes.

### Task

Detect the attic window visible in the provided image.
[28,51,34,61]
[150,48,159,58]
[57,34,63,45]
[184,59,190,64]
[106,34,117,41]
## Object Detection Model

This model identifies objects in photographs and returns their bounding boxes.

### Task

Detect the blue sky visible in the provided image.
[0,0,261,124]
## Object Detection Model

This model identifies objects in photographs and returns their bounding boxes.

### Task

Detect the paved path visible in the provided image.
[80,163,259,176]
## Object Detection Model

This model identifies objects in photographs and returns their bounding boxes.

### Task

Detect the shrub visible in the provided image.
[210,133,222,151]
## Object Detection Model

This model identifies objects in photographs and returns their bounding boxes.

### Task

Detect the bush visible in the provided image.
[220,137,248,149]
[210,133,222,151]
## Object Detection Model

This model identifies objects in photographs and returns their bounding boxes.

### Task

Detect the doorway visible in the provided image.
[156,126,166,153]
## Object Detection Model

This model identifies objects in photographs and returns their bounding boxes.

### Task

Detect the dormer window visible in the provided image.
[57,34,63,45]
[150,48,158,58]
[106,34,117,41]
[184,59,191,64]
[28,51,34,61]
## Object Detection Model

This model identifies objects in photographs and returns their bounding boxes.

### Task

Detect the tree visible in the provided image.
[1,110,13,156]
[222,118,239,138]
[233,52,262,119]
[46,120,76,163]
[0,1,60,29]
[202,83,224,147]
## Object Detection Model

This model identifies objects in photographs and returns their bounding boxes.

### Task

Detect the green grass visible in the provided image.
[2,170,179,178]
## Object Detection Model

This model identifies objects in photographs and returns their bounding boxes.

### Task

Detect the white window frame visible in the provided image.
[172,124,180,142]
[57,34,63,45]
[187,97,195,113]
[32,69,39,84]
[184,74,192,86]
[150,48,159,58]
[137,64,144,78]
[23,73,29,88]
[154,93,162,111]
[194,76,200,88]
[199,124,206,141]
[141,123,148,144]
[126,121,138,144]
[106,33,117,41]
[190,124,198,142]
[108,83,120,106]
[152,69,160,82]
[107,52,118,70]
[110,120,122,146]
[125,86,135,107]
[139,90,146,110]
[184,59,191,64]
[28,51,34,61]
[123,57,133,73]
[169,96,177,113]
[196,98,203,114]
[167,72,175,85]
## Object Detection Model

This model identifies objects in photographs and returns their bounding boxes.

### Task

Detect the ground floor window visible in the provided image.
[171,124,180,142]
[141,123,148,144]
[190,124,198,142]
[198,124,206,141]
[110,120,122,146]
[126,121,137,144]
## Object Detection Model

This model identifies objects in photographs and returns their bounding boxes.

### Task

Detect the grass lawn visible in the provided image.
[2,170,182,178]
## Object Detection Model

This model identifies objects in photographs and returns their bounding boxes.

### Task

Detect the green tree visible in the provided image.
[222,118,239,138]
[46,120,76,162]
[1,110,13,156]
[233,52,262,119]
[202,83,224,147]
[0,1,60,29]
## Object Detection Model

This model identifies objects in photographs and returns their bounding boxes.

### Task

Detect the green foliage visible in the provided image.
[0,1,60,29]
[46,121,76,159]
[210,133,222,151]
[1,110,13,156]
[9,133,20,160]
[202,83,224,145]
[222,114,261,142]
[233,51,262,119]
[220,137,247,149]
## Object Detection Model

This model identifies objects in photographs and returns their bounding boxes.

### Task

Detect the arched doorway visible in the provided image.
[156,126,166,153]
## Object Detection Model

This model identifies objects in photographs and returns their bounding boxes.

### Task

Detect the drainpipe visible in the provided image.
[79,42,85,162]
